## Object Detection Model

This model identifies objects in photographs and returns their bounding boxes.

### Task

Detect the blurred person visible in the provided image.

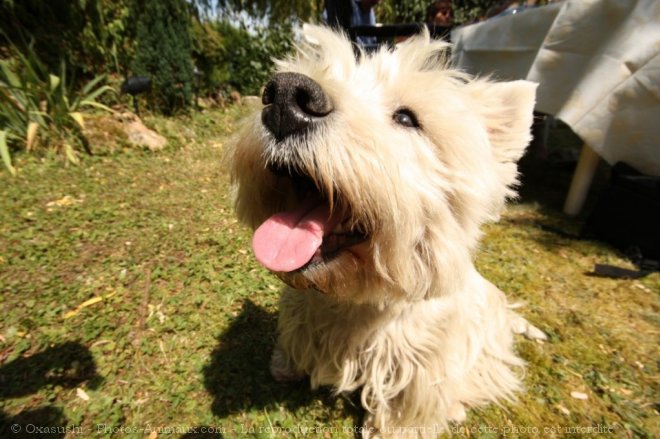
[427,0,453,27]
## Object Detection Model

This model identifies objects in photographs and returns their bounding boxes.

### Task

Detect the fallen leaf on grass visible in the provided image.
[70,112,85,130]
[570,391,588,400]
[632,283,651,293]
[147,304,166,323]
[76,388,90,401]
[63,291,117,319]
[46,195,83,209]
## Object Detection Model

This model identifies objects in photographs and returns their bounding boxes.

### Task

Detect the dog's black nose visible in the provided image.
[261,72,333,141]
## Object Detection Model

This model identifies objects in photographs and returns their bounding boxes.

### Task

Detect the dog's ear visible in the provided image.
[475,80,537,164]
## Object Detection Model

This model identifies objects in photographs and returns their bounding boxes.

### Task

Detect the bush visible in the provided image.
[130,0,194,115]
[0,43,114,175]
[377,0,505,25]
[378,0,429,23]
[191,19,229,98]
[212,20,294,96]
[0,0,134,79]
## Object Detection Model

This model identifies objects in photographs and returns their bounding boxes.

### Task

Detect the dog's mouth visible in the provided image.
[251,164,369,273]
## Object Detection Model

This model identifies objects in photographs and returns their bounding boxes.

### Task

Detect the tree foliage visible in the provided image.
[2,0,512,118]
[0,0,134,77]
[205,1,505,25]
[377,0,429,23]
[451,0,506,23]
[212,20,294,96]
[191,20,228,95]
[377,0,504,25]
[212,0,323,21]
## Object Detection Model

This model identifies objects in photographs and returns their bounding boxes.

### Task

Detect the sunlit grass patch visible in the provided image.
[0,108,657,438]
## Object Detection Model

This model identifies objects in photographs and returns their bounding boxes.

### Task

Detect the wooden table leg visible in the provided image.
[563,144,600,216]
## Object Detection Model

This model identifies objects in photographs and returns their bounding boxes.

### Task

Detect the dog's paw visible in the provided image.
[361,416,381,439]
[447,402,467,423]
[270,348,305,382]
[511,316,547,341]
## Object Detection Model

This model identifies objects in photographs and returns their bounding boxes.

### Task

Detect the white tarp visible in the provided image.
[452,0,660,176]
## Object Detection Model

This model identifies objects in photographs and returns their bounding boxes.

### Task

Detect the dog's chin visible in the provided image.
[276,242,369,294]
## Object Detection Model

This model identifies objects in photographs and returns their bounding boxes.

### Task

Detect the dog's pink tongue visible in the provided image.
[252,200,339,272]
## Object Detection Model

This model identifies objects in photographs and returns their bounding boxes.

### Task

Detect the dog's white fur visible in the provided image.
[231,26,542,437]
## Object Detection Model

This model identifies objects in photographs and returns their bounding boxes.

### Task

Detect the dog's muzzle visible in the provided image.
[261,72,333,141]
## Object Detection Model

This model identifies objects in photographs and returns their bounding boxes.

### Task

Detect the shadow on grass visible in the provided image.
[518,118,611,219]
[0,341,102,438]
[515,148,618,252]
[202,299,363,424]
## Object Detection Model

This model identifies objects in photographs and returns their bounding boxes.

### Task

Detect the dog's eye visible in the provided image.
[392,108,420,129]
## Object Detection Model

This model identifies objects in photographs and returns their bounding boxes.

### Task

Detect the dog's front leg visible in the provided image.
[270,345,306,382]
[510,314,547,341]
[269,289,315,383]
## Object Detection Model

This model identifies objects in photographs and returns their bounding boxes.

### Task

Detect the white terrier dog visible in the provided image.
[231,25,544,438]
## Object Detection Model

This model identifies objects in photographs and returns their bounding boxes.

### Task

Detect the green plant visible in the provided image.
[450,0,503,23]
[213,20,294,96]
[377,0,429,23]
[191,19,229,97]
[376,0,505,25]
[0,0,135,78]
[211,0,323,22]
[0,42,114,174]
[130,0,194,115]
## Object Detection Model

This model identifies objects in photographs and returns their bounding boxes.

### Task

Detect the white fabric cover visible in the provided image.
[452,0,660,176]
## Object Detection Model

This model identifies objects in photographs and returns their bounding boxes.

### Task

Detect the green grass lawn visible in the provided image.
[1,108,658,438]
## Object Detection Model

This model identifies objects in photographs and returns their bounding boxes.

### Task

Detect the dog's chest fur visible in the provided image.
[276,269,522,418]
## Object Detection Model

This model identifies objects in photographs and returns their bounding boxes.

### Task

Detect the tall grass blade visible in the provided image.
[26,121,39,151]
[70,112,85,130]
[80,100,115,113]
[0,60,21,88]
[81,74,106,96]
[63,143,80,165]
[49,74,61,92]
[82,84,114,104]
[0,130,17,176]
